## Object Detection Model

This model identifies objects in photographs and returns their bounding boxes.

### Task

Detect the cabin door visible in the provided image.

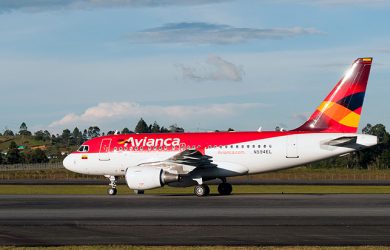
[99,138,111,161]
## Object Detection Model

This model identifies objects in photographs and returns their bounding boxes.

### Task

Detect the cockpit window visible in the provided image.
[77,145,89,152]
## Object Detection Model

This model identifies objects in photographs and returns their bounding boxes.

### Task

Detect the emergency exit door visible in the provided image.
[286,135,299,158]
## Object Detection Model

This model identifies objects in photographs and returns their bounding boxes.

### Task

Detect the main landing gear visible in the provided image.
[218,182,233,195]
[193,178,233,197]
[106,175,118,195]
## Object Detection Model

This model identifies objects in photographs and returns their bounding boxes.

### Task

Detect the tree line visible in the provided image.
[0,119,184,165]
[1,120,390,169]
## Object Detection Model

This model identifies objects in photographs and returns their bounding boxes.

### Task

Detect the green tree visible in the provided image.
[361,123,390,168]
[43,130,51,141]
[135,118,149,133]
[169,124,184,133]
[151,121,161,133]
[19,122,31,136]
[3,130,14,136]
[6,141,23,164]
[0,153,3,164]
[30,149,49,163]
[19,122,27,131]
[121,127,132,134]
[61,129,71,146]
[160,126,169,133]
[72,127,83,145]
[82,129,88,141]
[34,130,45,141]
[88,126,100,138]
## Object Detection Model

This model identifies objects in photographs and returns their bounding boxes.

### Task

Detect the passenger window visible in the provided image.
[247,145,250,148]
[252,145,255,148]
[140,147,143,151]
[114,147,117,151]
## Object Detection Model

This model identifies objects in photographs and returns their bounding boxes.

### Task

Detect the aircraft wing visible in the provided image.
[136,149,216,174]
[167,149,216,168]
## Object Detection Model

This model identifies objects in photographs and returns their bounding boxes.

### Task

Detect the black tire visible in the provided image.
[218,183,232,195]
[107,188,117,195]
[194,184,209,197]
[204,185,210,196]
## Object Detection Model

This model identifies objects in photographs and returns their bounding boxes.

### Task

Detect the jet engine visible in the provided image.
[125,167,179,190]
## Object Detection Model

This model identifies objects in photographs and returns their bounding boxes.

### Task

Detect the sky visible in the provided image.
[1,0,390,134]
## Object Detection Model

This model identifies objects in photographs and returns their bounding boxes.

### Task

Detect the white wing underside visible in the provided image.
[137,149,216,175]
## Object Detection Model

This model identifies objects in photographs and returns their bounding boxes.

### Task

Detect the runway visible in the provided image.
[0,194,390,246]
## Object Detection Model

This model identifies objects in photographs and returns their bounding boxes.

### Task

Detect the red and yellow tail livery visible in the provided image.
[296,57,372,133]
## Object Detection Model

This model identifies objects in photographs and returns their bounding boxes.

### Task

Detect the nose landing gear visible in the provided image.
[194,184,210,197]
[106,175,118,195]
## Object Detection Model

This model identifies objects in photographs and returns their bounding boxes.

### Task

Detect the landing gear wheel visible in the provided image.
[107,188,117,195]
[106,175,118,196]
[194,184,210,197]
[218,183,232,195]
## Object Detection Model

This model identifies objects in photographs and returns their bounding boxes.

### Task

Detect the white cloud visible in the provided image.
[49,101,268,128]
[129,22,322,45]
[0,0,231,12]
[177,55,244,82]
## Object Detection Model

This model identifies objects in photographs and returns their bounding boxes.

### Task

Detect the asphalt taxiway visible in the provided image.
[0,194,389,246]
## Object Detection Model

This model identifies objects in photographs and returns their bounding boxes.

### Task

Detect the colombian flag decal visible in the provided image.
[81,155,88,160]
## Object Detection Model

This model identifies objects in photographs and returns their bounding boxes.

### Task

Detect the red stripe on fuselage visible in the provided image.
[73,131,309,154]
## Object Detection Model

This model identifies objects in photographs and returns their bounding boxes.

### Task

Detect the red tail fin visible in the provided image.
[295,57,373,133]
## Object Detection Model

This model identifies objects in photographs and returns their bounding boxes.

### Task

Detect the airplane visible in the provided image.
[63,57,377,197]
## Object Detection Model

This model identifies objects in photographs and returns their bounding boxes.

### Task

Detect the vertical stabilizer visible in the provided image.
[295,57,372,133]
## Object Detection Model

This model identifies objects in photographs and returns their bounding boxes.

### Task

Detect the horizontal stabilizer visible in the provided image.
[324,136,357,147]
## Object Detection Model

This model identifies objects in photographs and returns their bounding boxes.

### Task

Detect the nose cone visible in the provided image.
[63,154,74,171]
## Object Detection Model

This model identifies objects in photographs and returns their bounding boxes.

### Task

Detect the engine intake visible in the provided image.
[125,167,179,190]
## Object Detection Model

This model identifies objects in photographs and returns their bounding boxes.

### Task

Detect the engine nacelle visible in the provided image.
[125,167,179,190]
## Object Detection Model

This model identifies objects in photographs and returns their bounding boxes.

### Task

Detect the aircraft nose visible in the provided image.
[63,154,74,171]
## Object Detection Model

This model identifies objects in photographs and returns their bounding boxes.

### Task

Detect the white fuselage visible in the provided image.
[64,133,377,179]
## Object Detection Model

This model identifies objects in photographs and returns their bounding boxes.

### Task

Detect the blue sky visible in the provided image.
[1,0,390,134]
